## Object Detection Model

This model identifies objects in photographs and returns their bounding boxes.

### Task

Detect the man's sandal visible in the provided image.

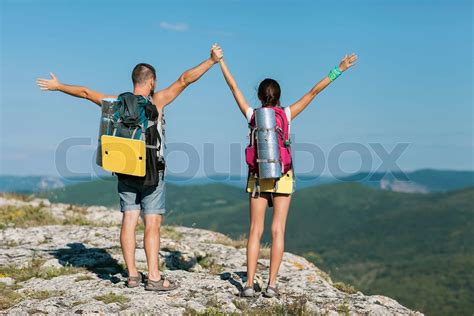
[126,272,143,288]
[145,275,179,292]
[263,285,280,298]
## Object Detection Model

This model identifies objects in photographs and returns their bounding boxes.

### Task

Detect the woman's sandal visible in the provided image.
[145,275,179,292]
[263,285,280,298]
[126,272,143,288]
[241,285,256,297]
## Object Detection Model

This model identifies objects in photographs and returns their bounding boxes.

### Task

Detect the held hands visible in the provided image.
[338,53,358,72]
[36,73,60,91]
[210,43,224,63]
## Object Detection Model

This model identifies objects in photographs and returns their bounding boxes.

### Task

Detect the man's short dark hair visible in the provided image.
[132,63,156,86]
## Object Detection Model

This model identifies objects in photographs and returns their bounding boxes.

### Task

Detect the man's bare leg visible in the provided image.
[143,214,173,287]
[142,214,168,284]
[120,210,140,277]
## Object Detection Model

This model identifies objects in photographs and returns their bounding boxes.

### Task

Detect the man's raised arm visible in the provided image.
[153,44,223,109]
[36,73,116,106]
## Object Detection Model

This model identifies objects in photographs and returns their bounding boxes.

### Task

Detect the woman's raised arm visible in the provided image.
[218,57,250,117]
[289,53,357,119]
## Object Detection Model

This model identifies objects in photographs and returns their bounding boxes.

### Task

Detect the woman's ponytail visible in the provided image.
[258,78,281,107]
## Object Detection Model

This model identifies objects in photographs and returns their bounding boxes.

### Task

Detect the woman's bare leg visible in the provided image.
[246,193,269,287]
[268,194,291,287]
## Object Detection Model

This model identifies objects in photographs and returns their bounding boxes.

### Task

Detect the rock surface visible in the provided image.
[0,197,423,315]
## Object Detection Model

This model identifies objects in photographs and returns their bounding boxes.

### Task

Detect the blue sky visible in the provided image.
[1,0,472,178]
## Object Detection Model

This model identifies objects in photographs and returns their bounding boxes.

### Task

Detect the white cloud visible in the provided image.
[159,22,189,32]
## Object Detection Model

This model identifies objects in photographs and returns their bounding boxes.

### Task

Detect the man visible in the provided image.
[37,44,224,291]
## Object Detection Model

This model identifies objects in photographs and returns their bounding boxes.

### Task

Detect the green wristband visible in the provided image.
[328,66,342,81]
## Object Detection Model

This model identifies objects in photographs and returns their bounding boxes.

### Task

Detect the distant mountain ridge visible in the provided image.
[0,175,68,193]
[340,169,474,193]
[1,169,473,194]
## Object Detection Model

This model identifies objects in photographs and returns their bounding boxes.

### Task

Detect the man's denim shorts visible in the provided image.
[117,171,166,215]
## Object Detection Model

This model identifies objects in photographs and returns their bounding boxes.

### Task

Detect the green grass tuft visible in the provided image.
[74,275,95,282]
[0,257,83,282]
[334,282,358,294]
[94,292,130,305]
[161,225,183,240]
[0,283,23,311]
[24,289,65,300]
[0,204,103,229]
[186,295,309,316]
[336,302,350,315]
[198,257,224,275]
[212,234,247,249]
[0,205,60,229]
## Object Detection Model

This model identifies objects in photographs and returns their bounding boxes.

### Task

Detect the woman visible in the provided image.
[216,45,357,297]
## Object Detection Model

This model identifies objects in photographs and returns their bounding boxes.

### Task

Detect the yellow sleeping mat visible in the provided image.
[101,135,146,177]
[246,169,294,194]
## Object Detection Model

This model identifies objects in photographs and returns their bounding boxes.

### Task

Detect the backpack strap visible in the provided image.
[276,126,284,141]
[131,126,140,140]
[257,158,280,163]
[251,174,261,198]
[144,119,160,149]
[112,118,122,137]
[273,108,289,142]
[256,127,275,132]
[146,144,160,149]
[249,125,257,147]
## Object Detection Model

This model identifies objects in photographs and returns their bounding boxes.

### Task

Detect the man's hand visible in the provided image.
[36,73,115,106]
[36,73,60,91]
[338,53,358,72]
[211,43,224,63]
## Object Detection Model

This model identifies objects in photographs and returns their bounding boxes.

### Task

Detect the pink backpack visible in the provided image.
[245,106,292,176]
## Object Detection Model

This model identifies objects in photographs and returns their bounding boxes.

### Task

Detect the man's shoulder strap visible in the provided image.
[117,92,150,104]
[117,92,134,100]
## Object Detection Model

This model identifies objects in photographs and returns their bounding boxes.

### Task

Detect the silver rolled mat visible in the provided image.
[96,98,120,166]
[255,108,282,179]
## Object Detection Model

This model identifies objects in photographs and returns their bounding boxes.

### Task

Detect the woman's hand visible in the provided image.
[36,73,60,91]
[211,43,224,63]
[289,53,358,119]
[338,53,358,72]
